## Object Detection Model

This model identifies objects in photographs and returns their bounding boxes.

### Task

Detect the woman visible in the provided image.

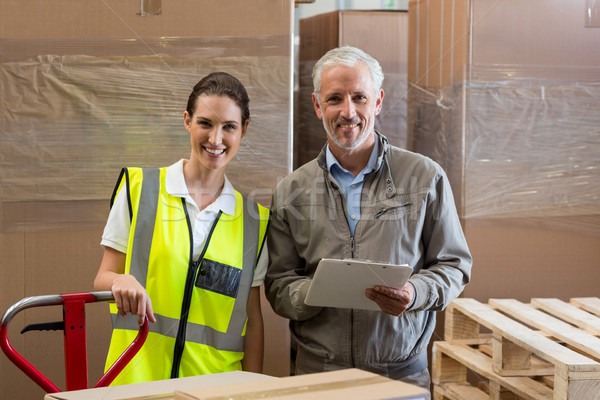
[94,72,269,385]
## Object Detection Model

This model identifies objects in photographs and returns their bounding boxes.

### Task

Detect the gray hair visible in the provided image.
[312,46,384,98]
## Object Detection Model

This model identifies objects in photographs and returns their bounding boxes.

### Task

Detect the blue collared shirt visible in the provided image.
[326,139,380,236]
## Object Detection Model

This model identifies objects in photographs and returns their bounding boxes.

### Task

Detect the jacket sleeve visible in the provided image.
[264,189,323,321]
[408,170,473,311]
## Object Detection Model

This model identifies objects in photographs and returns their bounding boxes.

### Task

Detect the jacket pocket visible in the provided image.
[374,202,412,219]
[369,191,425,221]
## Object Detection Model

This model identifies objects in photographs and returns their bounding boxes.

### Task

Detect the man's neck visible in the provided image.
[329,134,376,177]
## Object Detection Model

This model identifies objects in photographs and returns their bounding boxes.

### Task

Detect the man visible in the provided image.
[265,46,472,390]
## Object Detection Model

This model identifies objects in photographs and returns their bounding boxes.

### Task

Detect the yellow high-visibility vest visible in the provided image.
[104,167,269,385]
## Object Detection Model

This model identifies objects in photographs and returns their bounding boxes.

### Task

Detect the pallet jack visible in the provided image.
[1,291,148,393]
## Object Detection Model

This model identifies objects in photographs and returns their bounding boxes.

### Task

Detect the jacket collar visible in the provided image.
[316,132,397,198]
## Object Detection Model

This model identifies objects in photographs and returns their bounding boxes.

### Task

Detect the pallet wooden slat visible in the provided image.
[440,297,600,400]
[490,298,600,361]
[532,297,600,336]
[433,341,553,400]
[433,382,488,400]
[447,298,599,373]
[571,297,600,318]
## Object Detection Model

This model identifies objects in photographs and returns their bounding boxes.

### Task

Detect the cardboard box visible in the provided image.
[175,369,430,400]
[44,371,275,400]
[0,1,293,399]
[408,0,600,88]
[407,0,600,306]
[295,10,410,168]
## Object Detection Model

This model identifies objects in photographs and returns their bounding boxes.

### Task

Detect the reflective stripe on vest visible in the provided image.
[111,167,262,353]
[129,167,159,289]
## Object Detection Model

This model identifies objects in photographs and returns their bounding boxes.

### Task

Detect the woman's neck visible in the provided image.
[183,159,225,211]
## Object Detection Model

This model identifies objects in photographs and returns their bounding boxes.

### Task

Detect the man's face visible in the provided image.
[312,61,383,152]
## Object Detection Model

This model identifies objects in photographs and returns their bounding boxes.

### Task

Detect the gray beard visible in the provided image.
[324,120,371,151]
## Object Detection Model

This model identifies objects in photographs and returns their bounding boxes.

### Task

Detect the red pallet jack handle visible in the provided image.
[0,291,148,393]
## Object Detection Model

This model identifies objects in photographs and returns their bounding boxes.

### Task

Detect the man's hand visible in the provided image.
[365,282,415,316]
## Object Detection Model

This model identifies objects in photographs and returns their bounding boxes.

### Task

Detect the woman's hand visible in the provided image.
[94,246,156,326]
[110,274,156,326]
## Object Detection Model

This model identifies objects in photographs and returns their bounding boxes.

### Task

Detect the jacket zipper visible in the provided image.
[171,199,221,378]
[330,175,358,367]
[374,203,411,218]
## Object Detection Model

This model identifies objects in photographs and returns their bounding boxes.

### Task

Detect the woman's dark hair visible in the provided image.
[186,72,250,125]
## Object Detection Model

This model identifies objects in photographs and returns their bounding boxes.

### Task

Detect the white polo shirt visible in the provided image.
[101,159,267,286]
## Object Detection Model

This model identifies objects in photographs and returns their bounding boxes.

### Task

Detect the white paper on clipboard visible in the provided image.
[304,258,413,311]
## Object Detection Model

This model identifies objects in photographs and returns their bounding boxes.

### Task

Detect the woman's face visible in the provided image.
[184,94,248,173]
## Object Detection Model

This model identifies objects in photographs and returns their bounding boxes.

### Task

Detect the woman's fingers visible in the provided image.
[145,297,156,324]
[111,276,152,324]
[135,291,155,325]
[113,291,125,317]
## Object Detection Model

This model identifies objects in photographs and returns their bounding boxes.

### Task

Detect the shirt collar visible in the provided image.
[165,159,236,216]
[326,137,380,177]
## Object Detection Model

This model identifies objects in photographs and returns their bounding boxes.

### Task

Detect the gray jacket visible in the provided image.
[265,133,472,377]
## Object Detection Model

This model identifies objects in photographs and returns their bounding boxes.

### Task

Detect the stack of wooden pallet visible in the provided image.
[433,297,600,400]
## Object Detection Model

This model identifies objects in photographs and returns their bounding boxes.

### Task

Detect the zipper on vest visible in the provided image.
[171,199,222,379]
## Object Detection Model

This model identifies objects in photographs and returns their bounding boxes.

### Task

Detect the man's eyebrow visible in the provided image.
[322,93,341,100]
[325,89,367,95]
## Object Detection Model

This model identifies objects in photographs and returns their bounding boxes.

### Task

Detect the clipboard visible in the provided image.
[304,258,413,311]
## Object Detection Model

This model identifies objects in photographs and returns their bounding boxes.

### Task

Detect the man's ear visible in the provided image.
[312,93,323,120]
[374,88,385,116]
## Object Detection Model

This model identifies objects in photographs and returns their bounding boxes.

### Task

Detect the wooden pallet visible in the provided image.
[433,297,600,400]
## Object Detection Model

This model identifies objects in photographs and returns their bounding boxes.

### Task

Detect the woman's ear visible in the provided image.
[183,111,192,131]
[241,119,249,138]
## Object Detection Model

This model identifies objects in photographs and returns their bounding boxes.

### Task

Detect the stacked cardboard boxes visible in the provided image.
[0,1,293,398]
[408,0,600,303]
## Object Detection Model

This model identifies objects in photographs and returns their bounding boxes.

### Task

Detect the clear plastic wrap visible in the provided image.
[409,65,600,235]
[0,36,292,231]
